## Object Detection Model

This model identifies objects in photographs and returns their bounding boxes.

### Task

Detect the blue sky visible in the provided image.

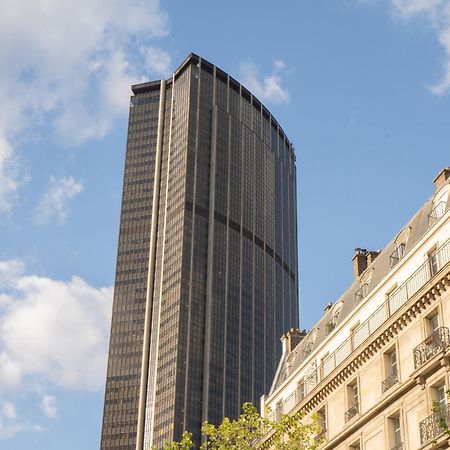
[0,0,449,448]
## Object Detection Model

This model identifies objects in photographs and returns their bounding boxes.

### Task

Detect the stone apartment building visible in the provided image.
[261,168,450,450]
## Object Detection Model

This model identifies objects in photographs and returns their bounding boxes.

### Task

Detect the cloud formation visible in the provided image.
[366,0,450,94]
[0,259,113,394]
[33,176,84,225]
[144,47,173,78]
[41,396,57,419]
[0,402,23,438]
[0,0,170,211]
[240,59,290,104]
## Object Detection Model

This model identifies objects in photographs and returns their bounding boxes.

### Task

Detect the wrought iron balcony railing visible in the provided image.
[344,404,359,423]
[381,370,399,394]
[419,404,450,446]
[428,201,447,228]
[413,327,450,370]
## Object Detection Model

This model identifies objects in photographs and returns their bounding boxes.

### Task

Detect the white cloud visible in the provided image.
[0,0,170,210]
[363,0,450,94]
[143,47,173,78]
[0,134,21,215]
[240,59,290,104]
[41,395,57,419]
[0,402,23,438]
[33,176,84,225]
[0,259,113,393]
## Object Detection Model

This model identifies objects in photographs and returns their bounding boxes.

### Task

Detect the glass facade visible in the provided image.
[100,54,299,450]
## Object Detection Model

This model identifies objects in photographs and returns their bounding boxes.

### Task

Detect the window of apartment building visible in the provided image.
[326,303,342,334]
[317,406,327,438]
[274,400,283,421]
[350,322,360,351]
[320,353,329,381]
[390,243,406,268]
[428,247,439,277]
[345,379,359,423]
[426,310,440,336]
[414,310,446,369]
[382,346,399,394]
[431,382,447,413]
[388,413,403,450]
[387,283,401,316]
[296,379,305,404]
[429,185,449,228]
[348,440,361,450]
[390,228,410,268]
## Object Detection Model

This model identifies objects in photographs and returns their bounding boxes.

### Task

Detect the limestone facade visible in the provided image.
[262,169,450,450]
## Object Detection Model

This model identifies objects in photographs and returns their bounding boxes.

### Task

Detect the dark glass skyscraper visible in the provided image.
[100,54,299,450]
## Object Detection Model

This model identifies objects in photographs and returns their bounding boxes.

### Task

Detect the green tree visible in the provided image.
[200,403,269,450]
[156,402,324,450]
[270,410,324,450]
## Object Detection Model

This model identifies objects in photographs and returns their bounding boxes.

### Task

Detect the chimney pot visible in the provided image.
[366,250,380,266]
[433,167,450,191]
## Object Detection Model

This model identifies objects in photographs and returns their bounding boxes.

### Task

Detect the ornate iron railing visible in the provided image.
[268,236,450,420]
[381,370,399,394]
[419,404,450,446]
[413,327,450,370]
[344,404,359,423]
[429,201,447,228]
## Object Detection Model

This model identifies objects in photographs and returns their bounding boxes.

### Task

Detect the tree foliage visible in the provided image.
[156,402,324,450]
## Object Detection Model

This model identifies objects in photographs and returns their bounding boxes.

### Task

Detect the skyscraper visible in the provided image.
[100,53,299,450]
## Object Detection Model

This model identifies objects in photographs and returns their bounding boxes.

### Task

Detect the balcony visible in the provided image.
[413,327,450,370]
[344,404,359,423]
[381,370,399,394]
[419,404,450,446]
[428,201,447,228]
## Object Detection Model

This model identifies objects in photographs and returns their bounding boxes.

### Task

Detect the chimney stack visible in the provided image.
[352,248,368,277]
[366,250,380,266]
[280,328,305,354]
[433,167,450,191]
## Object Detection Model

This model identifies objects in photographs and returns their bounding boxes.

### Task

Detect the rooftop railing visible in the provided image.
[419,404,450,446]
[413,327,450,370]
[268,235,450,421]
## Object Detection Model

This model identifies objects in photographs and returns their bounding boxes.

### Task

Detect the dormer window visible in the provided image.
[390,228,410,268]
[302,329,318,358]
[326,301,343,333]
[429,185,449,228]
[354,269,372,305]
[390,243,406,268]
